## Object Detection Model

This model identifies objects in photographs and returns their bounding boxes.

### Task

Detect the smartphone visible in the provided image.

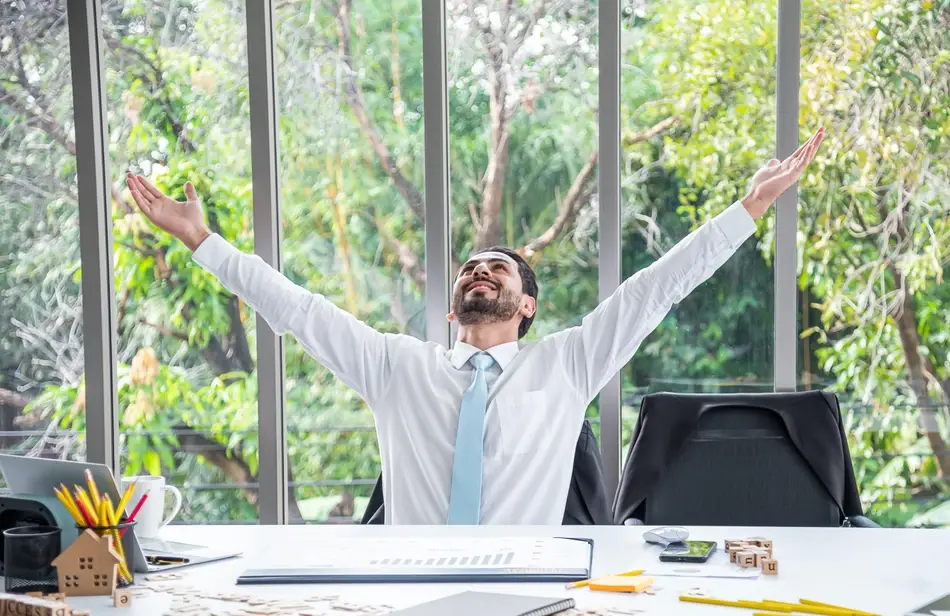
[659,540,717,563]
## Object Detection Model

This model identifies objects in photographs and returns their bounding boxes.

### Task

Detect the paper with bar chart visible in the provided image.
[236,537,593,584]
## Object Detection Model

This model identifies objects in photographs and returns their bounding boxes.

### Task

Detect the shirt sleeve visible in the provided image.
[556,200,758,402]
[192,233,392,406]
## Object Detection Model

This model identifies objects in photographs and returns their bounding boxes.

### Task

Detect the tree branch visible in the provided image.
[622,115,679,148]
[0,82,134,213]
[172,425,258,504]
[374,219,426,289]
[520,150,597,258]
[335,0,424,221]
[519,115,677,259]
[0,387,30,410]
[106,38,195,153]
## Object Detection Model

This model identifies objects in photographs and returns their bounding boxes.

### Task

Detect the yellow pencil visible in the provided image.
[74,487,98,526]
[53,487,83,524]
[761,601,859,616]
[565,568,643,589]
[799,600,880,616]
[85,469,102,511]
[102,494,132,583]
[115,479,137,519]
[679,596,871,616]
[756,613,799,616]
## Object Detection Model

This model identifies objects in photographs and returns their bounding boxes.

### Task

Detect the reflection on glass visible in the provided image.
[799,0,950,527]
[447,0,601,430]
[0,1,86,467]
[619,1,777,448]
[104,0,258,523]
[276,0,425,523]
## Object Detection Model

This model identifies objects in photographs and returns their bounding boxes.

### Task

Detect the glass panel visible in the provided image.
[0,1,86,469]
[276,0,425,523]
[104,0,258,523]
[800,0,950,527]
[619,1,777,448]
[447,0,600,425]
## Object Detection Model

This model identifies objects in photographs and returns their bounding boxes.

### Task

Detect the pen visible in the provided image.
[147,556,189,564]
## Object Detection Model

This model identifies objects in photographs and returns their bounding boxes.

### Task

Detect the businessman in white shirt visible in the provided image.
[126,128,824,525]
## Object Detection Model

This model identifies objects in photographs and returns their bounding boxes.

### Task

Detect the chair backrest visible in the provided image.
[361,418,610,525]
[615,392,847,527]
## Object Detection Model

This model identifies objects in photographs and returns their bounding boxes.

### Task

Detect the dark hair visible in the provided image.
[472,246,538,338]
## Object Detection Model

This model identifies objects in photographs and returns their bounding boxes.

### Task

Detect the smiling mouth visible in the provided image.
[466,282,497,293]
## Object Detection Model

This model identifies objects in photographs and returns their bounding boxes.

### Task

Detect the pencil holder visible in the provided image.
[74,519,136,587]
[3,525,61,595]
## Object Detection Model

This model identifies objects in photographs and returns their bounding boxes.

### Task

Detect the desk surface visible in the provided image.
[4,524,946,615]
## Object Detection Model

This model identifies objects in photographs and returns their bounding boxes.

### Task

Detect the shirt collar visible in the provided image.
[450,340,520,371]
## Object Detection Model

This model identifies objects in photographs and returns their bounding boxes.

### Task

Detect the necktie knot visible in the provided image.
[470,352,495,372]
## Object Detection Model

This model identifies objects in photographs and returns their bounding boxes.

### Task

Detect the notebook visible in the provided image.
[387,591,575,616]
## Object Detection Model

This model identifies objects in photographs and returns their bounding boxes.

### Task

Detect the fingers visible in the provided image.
[136,174,166,200]
[184,181,198,203]
[126,173,152,215]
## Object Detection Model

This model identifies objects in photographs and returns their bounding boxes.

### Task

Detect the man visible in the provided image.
[126,127,825,525]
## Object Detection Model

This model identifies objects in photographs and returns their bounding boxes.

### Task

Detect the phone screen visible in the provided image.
[660,540,717,561]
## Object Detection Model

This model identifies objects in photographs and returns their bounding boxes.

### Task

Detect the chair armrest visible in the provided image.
[845,515,880,528]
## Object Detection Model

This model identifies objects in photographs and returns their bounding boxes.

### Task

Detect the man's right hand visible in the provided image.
[126,172,211,251]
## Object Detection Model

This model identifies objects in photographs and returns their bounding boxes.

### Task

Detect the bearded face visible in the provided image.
[451,252,525,326]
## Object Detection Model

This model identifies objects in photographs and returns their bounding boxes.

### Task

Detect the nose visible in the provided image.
[472,262,491,278]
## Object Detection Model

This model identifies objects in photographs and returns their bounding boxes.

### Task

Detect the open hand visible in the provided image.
[742,127,825,220]
[126,173,211,251]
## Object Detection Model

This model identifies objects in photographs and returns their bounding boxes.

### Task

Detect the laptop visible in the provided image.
[0,454,241,573]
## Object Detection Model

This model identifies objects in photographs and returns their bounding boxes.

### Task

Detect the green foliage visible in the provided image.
[2,0,948,527]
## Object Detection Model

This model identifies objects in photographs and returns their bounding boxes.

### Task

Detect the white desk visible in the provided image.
[6,524,947,615]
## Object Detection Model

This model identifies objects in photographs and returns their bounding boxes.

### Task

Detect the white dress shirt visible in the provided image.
[191,200,757,525]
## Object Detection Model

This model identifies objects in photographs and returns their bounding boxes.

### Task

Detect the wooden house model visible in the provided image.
[51,529,122,596]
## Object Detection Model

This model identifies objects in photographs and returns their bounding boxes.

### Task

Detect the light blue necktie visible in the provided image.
[446,352,495,525]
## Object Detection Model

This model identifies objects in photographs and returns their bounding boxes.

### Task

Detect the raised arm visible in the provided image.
[125,173,392,406]
[558,128,825,402]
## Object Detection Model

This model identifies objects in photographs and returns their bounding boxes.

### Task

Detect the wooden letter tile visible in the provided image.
[761,558,779,575]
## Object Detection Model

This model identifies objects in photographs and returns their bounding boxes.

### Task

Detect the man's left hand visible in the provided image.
[742,127,825,220]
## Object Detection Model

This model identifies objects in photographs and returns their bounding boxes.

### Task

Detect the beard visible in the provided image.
[452,283,521,326]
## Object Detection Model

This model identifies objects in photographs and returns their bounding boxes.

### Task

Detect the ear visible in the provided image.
[521,296,536,319]
[446,312,456,322]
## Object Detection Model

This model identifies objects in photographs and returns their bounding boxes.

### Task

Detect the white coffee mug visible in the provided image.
[120,475,182,539]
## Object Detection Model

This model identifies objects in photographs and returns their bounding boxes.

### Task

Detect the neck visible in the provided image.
[457,324,518,350]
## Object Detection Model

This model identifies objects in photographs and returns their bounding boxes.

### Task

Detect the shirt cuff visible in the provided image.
[191,233,234,273]
[714,200,758,249]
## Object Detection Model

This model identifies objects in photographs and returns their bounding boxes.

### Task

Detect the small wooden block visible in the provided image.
[26,592,44,597]
[754,538,773,550]
[114,588,132,607]
[751,550,771,567]
[729,549,739,564]
[48,593,66,601]
[737,552,756,568]
[761,558,779,575]
[588,575,654,593]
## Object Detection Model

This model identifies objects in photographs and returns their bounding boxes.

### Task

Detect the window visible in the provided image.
[276,0,426,523]
[619,1,777,449]
[799,0,950,527]
[0,1,86,465]
[105,0,258,523]
[447,0,600,423]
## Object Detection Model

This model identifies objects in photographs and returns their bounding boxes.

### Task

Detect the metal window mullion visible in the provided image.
[422,0,452,349]
[246,0,286,524]
[774,0,801,392]
[598,0,622,498]
[66,0,119,471]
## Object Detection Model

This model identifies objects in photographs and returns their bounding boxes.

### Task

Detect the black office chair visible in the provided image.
[362,419,611,525]
[612,391,878,528]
